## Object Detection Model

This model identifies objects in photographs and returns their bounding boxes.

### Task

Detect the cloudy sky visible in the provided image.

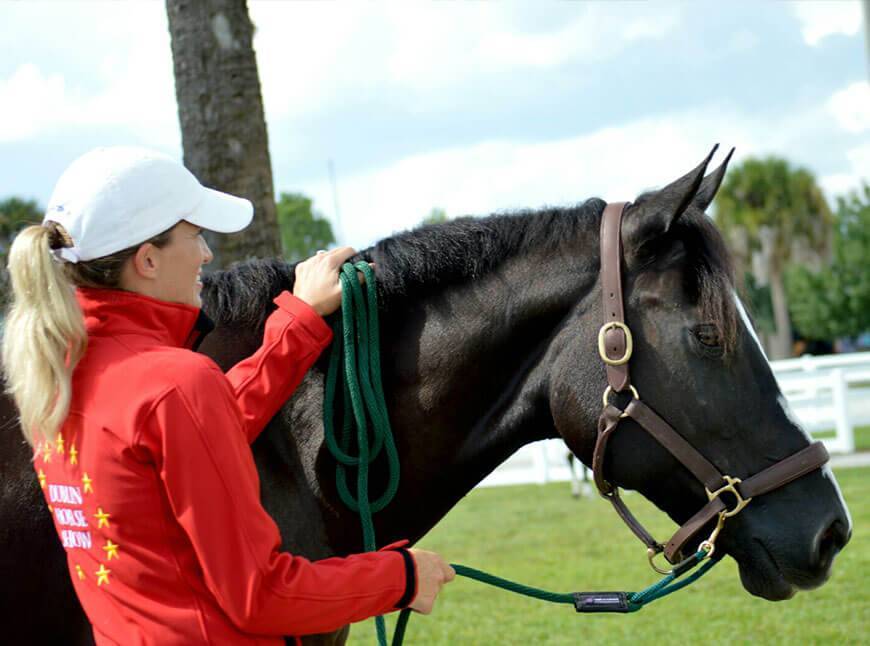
[1,1,867,249]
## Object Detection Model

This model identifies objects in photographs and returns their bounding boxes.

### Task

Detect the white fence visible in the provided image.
[772,352,870,454]
[479,351,870,488]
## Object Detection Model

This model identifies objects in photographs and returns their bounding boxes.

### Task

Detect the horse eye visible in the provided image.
[692,324,721,347]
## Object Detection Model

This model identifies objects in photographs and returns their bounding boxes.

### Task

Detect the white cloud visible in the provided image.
[820,172,862,199]
[827,81,870,133]
[297,96,869,248]
[0,63,67,142]
[846,141,870,177]
[0,4,178,149]
[299,108,759,248]
[791,0,861,46]
[250,2,682,120]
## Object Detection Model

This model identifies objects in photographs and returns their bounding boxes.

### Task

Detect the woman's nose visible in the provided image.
[200,238,214,265]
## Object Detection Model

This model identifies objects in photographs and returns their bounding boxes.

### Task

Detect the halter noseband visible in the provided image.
[593,202,830,574]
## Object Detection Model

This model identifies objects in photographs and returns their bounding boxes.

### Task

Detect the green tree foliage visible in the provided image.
[0,197,43,301]
[786,183,870,340]
[422,208,448,225]
[274,192,335,261]
[0,197,42,244]
[715,157,832,358]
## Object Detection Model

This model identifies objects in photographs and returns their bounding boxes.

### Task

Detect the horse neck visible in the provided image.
[375,235,601,542]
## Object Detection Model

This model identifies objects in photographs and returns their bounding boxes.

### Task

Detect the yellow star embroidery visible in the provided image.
[42,442,52,463]
[103,540,120,560]
[94,508,111,529]
[82,473,93,494]
[95,564,111,586]
[75,564,85,581]
[56,434,65,455]
[37,469,47,489]
[69,445,78,465]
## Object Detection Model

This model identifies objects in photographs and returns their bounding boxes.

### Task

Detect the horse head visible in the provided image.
[550,147,852,602]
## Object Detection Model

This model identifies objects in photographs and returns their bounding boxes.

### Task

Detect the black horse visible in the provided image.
[0,151,851,644]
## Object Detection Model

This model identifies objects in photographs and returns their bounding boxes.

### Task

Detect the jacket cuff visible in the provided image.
[272,291,332,346]
[380,540,417,609]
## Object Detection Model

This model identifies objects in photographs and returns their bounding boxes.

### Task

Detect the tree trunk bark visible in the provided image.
[768,265,793,359]
[166,0,281,269]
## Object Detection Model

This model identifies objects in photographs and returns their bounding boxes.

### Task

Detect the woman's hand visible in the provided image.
[407,549,455,614]
[293,247,365,317]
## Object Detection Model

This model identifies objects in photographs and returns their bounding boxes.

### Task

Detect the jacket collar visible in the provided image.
[76,287,215,350]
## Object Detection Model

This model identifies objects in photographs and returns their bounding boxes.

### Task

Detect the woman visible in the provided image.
[2,147,453,645]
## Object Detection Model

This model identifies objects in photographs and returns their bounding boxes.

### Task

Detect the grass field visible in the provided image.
[814,425,870,452]
[353,466,868,645]
[853,425,870,451]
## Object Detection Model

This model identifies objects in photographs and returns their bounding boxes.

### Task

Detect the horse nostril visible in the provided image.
[815,519,850,570]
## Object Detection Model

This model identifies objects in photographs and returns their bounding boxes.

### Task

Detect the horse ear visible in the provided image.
[623,145,718,251]
[693,147,734,212]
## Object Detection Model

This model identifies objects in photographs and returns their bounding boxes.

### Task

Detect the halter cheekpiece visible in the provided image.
[593,202,829,573]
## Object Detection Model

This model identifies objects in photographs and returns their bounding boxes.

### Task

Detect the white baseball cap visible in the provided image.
[43,146,254,263]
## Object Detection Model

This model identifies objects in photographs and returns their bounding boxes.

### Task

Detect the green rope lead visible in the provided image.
[450,565,575,604]
[324,262,718,646]
[390,552,717,643]
[446,549,715,614]
[324,261,400,646]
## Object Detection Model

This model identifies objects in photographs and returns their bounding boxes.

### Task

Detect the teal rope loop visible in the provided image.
[444,550,716,615]
[323,262,718,646]
[323,261,401,645]
[450,565,575,604]
[627,551,716,608]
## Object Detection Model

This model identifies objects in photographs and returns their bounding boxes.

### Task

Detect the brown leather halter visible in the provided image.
[593,202,830,573]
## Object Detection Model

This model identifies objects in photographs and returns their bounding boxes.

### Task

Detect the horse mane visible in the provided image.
[202,196,738,353]
[366,198,605,303]
[201,198,604,328]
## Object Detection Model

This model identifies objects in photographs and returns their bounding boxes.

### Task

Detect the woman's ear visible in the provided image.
[130,242,160,280]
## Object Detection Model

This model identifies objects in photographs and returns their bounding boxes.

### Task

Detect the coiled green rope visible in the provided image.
[323,261,400,645]
[323,262,717,646]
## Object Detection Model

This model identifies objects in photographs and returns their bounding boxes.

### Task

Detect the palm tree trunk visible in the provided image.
[768,266,793,359]
[166,0,281,268]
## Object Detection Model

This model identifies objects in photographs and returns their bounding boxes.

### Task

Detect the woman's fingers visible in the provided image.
[407,549,454,615]
[326,246,356,267]
[293,249,377,315]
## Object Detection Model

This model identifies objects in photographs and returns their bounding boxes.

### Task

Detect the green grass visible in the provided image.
[811,425,870,452]
[353,467,868,645]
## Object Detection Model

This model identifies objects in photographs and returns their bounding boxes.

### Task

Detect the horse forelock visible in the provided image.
[674,210,739,355]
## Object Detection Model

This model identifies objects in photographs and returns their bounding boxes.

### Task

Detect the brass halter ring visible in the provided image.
[647,541,715,575]
[598,321,634,366]
[647,547,674,575]
[677,476,752,567]
[602,384,640,418]
[706,475,752,518]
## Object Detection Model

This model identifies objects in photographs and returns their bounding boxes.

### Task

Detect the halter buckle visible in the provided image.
[598,321,633,366]
[705,475,752,518]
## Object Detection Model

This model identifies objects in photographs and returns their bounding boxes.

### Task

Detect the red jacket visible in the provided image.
[34,287,415,645]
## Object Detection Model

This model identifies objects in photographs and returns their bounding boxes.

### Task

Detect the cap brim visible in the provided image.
[185,187,254,233]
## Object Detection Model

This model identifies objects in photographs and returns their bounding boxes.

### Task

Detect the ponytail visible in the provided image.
[2,221,174,445]
[2,223,86,445]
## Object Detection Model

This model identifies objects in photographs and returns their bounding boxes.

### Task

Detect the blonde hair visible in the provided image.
[2,221,171,445]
